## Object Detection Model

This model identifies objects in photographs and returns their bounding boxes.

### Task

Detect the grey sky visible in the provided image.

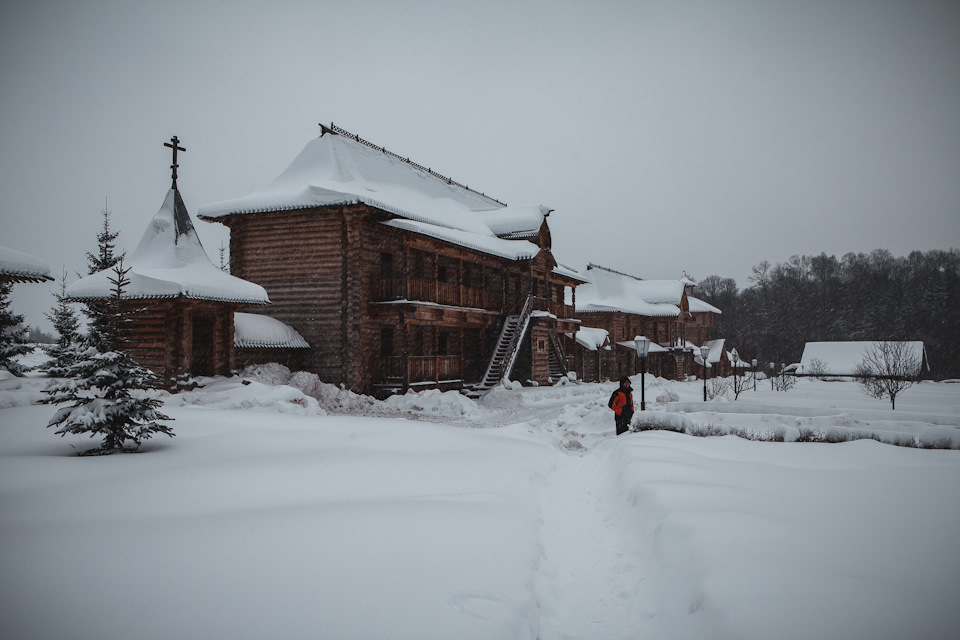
[3,0,958,332]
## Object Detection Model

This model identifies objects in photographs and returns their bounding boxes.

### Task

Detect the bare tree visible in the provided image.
[854,342,921,410]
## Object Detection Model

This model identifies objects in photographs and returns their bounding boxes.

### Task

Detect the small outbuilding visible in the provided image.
[67,139,270,386]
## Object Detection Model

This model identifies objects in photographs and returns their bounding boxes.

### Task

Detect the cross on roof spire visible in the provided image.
[163,136,186,189]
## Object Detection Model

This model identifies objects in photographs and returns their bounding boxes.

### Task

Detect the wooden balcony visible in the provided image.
[376,355,463,386]
[377,276,503,311]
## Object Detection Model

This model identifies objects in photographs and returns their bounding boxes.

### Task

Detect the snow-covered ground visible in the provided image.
[2,364,959,639]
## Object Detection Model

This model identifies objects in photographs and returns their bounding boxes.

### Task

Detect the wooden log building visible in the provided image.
[67,139,271,386]
[198,124,586,397]
[573,264,722,381]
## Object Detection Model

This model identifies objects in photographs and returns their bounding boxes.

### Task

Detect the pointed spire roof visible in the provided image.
[67,188,269,304]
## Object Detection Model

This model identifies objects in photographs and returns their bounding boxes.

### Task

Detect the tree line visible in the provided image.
[695,249,960,380]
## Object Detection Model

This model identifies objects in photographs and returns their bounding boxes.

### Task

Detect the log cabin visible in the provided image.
[67,142,271,386]
[573,264,722,380]
[198,124,586,397]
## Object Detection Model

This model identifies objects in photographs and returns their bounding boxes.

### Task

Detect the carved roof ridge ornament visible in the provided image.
[163,136,186,189]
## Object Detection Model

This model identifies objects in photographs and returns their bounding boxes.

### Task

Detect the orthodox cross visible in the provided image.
[163,136,186,188]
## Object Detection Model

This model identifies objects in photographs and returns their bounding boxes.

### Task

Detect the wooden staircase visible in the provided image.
[469,295,534,396]
[548,331,570,383]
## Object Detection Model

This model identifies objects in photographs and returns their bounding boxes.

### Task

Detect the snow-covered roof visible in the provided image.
[382,219,539,261]
[575,267,680,317]
[67,189,270,304]
[798,341,928,376]
[688,296,722,314]
[701,338,726,364]
[572,327,609,351]
[0,245,53,283]
[552,262,590,284]
[197,128,551,261]
[615,340,669,354]
[234,313,309,348]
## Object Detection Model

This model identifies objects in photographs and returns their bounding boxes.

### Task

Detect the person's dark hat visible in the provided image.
[620,376,631,386]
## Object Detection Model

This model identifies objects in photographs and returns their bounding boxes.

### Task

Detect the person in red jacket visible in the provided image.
[610,376,635,435]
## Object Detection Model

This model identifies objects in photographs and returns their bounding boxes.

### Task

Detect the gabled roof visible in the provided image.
[575,265,680,317]
[576,264,723,317]
[67,189,270,304]
[0,245,53,283]
[196,126,556,262]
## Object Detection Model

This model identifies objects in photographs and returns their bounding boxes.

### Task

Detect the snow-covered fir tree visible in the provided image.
[82,203,126,344]
[84,203,125,275]
[44,259,174,454]
[0,282,31,374]
[43,268,83,377]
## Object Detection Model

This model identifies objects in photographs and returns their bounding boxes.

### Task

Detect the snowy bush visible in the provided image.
[710,377,731,400]
[655,390,679,406]
[238,363,293,386]
[385,388,479,416]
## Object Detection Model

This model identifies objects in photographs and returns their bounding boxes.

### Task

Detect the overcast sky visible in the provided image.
[3,0,958,332]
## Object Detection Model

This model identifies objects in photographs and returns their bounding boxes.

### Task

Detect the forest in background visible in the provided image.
[695,249,960,380]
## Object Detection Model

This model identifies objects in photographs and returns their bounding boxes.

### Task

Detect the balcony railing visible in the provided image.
[377,276,503,311]
[376,355,464,386]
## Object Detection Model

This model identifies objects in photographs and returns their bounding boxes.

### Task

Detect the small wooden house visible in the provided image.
[198,124,586,396]
[573,264,722,380]
[68,172,270,386]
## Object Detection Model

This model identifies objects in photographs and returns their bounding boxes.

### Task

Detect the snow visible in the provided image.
[0,244,51,281]
[799,341,927,376]
[67,190,269,304]
[234,312,309,348]
[572,326,609,351]
[687,295,722,314]
[383,218,539,261]
[577,267,684,317]
[196,132,551,263]
[2,373,959,639]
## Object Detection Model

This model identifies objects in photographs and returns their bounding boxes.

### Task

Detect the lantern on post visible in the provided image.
[700,344,710,402]
[634,336,651,411]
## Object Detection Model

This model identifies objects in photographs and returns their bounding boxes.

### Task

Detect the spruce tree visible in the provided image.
[85,202,125,275]
[44,259,174,455]
[43,268,82,377]
[82,203,126,344]
[0,282,31,374]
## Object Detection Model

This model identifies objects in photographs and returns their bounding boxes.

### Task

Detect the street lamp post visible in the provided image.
[752,358,757,392]
[634,336,651,411]
[770,362,775,390]
[700,345,710,402]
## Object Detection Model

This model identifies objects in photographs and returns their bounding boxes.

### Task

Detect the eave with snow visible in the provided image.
[0,245,53,284]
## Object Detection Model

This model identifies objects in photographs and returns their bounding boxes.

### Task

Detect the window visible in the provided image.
[537,339,546,352]
[437,265,447,283]
[379,252,393,278]
[438,333,448,356]
[380,328,394,357]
